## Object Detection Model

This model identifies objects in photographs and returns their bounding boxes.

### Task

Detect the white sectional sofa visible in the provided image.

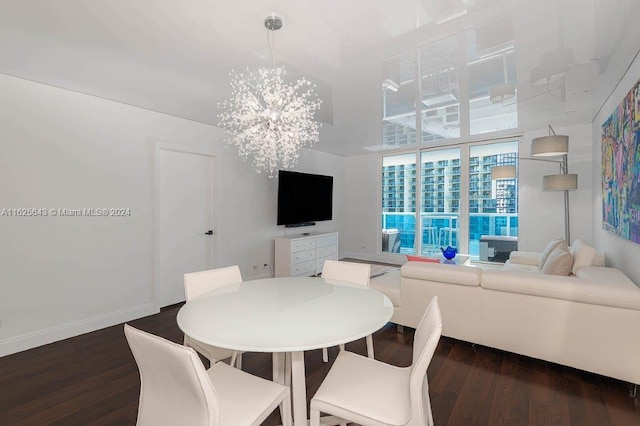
[372,241,640,386]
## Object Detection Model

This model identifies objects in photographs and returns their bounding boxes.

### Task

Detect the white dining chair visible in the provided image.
[124,324,292,426]
[321,260,373,362]
[310,297,442,426]
[184,265,243,368]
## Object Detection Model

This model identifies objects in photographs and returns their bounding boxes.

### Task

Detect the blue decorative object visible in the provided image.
[441,246,457,260]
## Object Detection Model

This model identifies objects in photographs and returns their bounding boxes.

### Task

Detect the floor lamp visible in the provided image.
[492,126,578,243]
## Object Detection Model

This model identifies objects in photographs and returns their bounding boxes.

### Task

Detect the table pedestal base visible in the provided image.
[273,352,347,426]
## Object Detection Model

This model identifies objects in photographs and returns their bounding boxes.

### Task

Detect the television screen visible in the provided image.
[277,171,333,226]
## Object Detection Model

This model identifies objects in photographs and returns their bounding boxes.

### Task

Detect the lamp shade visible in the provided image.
[491,165,516,180]
[543,173,577,191]
[531,135,569,156]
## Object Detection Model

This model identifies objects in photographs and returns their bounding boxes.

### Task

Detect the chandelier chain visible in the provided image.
[267,25,275,68]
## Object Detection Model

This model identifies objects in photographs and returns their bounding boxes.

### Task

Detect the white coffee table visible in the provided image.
[176,276,394,425]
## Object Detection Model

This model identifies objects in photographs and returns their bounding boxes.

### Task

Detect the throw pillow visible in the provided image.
[538,238,564,269]
[406,255,440,263]
[541,243,573,276]
[570,239,597,274]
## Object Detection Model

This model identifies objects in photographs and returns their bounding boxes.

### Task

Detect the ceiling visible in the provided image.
[0,0,639,156]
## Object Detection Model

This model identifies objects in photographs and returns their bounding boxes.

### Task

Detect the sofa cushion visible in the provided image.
[592,252,605,266]
[401,261,481,287]
[541,243,573,276]
[502,261,541,273]
[570,239,597,274]
[481,267,640,311]
[538,238,564,268]
[507,251,540,266]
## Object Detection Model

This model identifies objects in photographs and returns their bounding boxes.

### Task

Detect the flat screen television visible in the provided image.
[277,170,333,227]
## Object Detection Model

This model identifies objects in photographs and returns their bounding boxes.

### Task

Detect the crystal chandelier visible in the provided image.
[218,15,322,178]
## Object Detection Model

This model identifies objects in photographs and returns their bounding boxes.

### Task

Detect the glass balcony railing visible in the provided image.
[381,212,518,261]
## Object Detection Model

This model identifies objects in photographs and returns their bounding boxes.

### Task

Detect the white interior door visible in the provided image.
[158,148,215,308]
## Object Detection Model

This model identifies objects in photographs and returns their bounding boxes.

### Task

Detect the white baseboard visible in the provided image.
[0,303,157,357]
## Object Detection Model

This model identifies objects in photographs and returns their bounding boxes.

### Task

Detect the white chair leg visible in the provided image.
[230,351,237,368]
[366,335,374,359]
[280,390,293,426]
[339,343,345,352]
[322,347,328,362]
[310,407,320,426]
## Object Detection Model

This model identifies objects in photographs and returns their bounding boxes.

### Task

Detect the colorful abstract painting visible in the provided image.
[602,78,640,244]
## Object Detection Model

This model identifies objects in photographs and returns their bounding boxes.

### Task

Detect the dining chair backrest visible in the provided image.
[409,297,443,426]
[321,260,371,287]
[124,324,219,426]
[184,265,243,301]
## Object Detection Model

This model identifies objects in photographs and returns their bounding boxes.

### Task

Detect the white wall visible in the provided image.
[592,50,640,286]
[0,74,345,356]
[343,154,382,257]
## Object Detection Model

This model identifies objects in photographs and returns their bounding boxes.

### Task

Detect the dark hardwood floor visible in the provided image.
[1,304,639,425]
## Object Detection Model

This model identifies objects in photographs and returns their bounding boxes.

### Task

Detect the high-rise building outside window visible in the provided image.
[382,154,416,254]
[420,148,460,255]
[469,141,519,261]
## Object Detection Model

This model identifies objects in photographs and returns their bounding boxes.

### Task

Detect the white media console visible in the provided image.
[275,232,339,277]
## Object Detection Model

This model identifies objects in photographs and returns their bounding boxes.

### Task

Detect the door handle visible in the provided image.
[205,230,213,235]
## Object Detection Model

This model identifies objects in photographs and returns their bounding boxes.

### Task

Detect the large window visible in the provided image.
[380,18,520,261]
[381,139,519,262]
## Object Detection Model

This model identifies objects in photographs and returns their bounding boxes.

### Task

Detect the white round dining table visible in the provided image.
[177,276,394,425]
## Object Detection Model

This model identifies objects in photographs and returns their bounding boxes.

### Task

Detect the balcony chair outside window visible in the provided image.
[438,216,459,247]
[320,260,374,362]
[124,324,292,426]
[184,265,243,368]
[422,215,438,252]
[310,297,442,426]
